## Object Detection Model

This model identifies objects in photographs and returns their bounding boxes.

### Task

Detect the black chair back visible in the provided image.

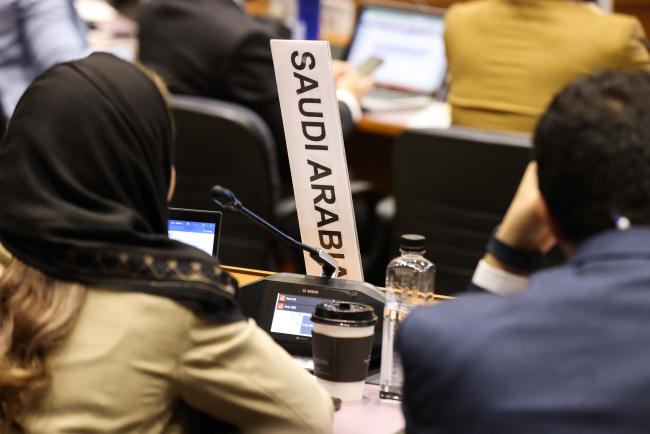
[0,109,6,141]
[169,95,281,269]
[393,127,532,294]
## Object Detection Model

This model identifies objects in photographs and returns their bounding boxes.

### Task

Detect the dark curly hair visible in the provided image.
[534,71,650,242]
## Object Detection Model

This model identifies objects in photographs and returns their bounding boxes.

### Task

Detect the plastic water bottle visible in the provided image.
[379,234,435,401]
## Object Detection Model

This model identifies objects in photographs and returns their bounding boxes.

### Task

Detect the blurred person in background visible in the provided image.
[137,0,372,187]
[0,0,88,122]
[444,0,650,133]
[0,53,333,434]
[399,70,650,434]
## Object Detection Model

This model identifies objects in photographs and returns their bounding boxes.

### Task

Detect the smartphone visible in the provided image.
[356,57,384,77]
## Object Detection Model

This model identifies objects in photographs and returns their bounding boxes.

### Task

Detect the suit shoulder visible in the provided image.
[397,294,518,377]
[399,293,505,350]
[446,0,491,19]
[574,6,645,41]
[606,12,646,43]
[585,6,642,27]
[444,0,496,38]
[577,4,641,26]
[445,0,489,26]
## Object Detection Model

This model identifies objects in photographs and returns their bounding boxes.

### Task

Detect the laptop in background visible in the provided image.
[168,208,222,258]
[345,4,447,111]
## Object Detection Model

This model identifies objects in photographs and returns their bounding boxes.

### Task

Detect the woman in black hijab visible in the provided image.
[0,53,332,434]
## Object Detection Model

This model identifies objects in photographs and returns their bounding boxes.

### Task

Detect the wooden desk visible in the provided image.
[358,108,423,137]
[223,265,272,286]
[223,265,454,301]
[358,102,452,137]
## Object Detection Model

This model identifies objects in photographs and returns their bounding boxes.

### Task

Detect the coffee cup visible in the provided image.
[311,302,377,402]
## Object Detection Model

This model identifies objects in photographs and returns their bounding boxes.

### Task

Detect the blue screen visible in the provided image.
[168,220,216,255]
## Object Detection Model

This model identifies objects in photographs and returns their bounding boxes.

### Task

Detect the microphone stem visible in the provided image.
[211,185,337,278]
[236,204,318,256]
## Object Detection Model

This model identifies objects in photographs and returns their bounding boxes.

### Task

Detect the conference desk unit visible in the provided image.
[222,265,453,434]
[223,265,454,301]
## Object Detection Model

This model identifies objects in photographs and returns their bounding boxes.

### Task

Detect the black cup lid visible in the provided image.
[312,302,377,327]
[400,234,426,251]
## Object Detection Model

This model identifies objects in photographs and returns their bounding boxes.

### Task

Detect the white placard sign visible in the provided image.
[270,39,363,281]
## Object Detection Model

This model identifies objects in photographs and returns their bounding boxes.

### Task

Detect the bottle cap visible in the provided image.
[400,234,426,251]
[312,302,377,327]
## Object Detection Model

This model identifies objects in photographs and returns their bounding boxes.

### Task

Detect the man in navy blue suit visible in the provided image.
[398,71,650,434]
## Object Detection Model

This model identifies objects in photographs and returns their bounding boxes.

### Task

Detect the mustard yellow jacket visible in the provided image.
[0,246,333,434]
[445,0,650,132]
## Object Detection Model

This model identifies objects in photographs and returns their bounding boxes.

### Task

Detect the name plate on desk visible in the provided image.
[271,39,363,281]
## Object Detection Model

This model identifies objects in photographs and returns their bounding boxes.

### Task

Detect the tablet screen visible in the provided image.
[168,208,222,257]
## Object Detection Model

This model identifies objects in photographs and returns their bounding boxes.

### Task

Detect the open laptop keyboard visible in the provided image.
[362,88,434,111]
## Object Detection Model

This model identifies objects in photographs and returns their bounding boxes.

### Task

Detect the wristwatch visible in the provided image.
[486,227,543,273]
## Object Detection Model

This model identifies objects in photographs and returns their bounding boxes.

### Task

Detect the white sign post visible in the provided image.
[270,39,364,281]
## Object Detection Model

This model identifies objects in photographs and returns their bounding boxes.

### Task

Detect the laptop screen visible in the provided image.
[346,6,447,95]
[167,208,222,257]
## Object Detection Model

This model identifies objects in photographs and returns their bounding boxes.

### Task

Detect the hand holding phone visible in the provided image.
[336,59,376,100]
[356,57,384,77]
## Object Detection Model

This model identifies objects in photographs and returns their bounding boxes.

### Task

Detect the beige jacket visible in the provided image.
[445,0,650,133]
[0,246,333,433]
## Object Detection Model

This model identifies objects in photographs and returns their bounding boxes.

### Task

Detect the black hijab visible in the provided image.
[0,53,239,319]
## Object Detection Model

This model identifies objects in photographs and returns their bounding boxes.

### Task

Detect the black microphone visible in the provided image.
[211,185,339,278]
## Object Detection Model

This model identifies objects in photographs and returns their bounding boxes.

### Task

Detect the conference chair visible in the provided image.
[169,95,282,269]
[170,95,386,277]
[391,127,532,295]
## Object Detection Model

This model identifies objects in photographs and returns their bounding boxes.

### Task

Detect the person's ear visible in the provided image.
[167,166,176,202]
[536,195,575,255]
